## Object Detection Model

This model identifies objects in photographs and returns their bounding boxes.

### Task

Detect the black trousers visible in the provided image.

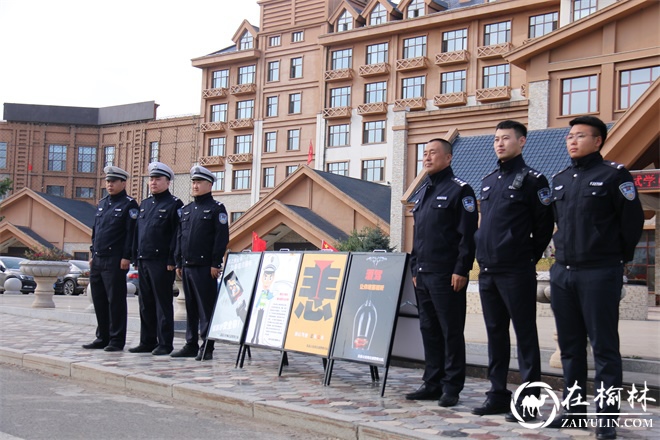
[137,259,175,350]
[89,255,128,348]
[181,265,217,351]
[415,271,466,397]
[478,269,540,403]
[550,263,623,418]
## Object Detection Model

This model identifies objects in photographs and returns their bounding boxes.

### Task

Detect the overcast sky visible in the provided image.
[0,0,260,119]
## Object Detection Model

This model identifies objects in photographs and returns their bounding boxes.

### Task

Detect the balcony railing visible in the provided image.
[226,153,253,164]
[322,106,352,119]
[357,102,388,115]
[199,155,225,166]
[434,50,469,66]
[433,92,467,108]
[358,63,390,77]
[229,83,257,95]
[228,118,255,130]
[202,87,228,98]
[475,86,511,102]
[324,68,353,82]
[476,42,513,59]
[199,122,227,133]
[393,97,425,111]
[520,83,527,97]
[395,56,428,72]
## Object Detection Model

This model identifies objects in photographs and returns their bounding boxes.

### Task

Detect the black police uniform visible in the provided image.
[89,190,138,349]
[550,151,643,419]
[410,166,478,398]
[475,154,554,405]
[175,192,229,356]
[133,189,183,352]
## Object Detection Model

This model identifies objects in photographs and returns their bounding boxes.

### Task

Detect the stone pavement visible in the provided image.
[1,295,659,439]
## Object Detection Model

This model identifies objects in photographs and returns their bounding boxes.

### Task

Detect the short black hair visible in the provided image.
[569,116,608,146]
[428,138,453,154]
[495,120,527,139]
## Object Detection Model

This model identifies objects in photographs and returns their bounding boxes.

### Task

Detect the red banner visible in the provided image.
[321,240,338,252]
[252,231,267,252]
[631,170,660,191]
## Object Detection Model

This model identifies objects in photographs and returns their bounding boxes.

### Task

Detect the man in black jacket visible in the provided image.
[406,138,478,407]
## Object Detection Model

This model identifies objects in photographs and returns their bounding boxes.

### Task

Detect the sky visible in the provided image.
[0,0,261,119]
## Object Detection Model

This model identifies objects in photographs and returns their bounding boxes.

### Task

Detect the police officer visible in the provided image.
[406,138,478,407]
[549,116,643,440]
[172,166,229,361]
[84,166,138,352]
[472,120,554,420]
[129,162,183,356]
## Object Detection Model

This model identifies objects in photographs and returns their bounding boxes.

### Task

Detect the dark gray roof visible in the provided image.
[36,192,97,228]
[15,226,53,248]
[443,0,487,9]
[312,169,391,223]
[209,44,237,56]
[285,205,349,242]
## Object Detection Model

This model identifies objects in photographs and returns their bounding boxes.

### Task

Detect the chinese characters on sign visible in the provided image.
[631,170,660,191]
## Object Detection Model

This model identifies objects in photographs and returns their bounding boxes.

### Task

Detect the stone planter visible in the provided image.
[174,278,187,321]
[19,261,70,308]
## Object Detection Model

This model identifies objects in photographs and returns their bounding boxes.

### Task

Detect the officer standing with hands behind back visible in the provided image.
[173,166,229,361]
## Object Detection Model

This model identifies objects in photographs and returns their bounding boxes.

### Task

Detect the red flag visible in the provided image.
[321,240,338,252]
[28,163,33,171]
[252,231,267,252]
[307,140,313,165]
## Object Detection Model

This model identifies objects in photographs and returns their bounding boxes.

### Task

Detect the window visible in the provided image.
[620,66,660,109]
[442,29,467,52]
[104,146,115,167]
[73,252,89,261]
[236,100,254,119]
[212,171,225,191]
[149,141,159,163]
[416,143,425,176]
[75,187,95,199]
[289,93,301,114]
[529,12,558,39]
[285,165,298,177]
[402,76,425,98]
[441,70,466,94]
[366,43,388,65]
[290,57,303,78]
[210,103,227,122]
[101,188,108,198]
[233,169,251,190]
[287,129,300,151]
[331,49,352,70]
[562,75,598,115]
[269,35,281,47]
[370,3,387,25]
[212,69,229,89]
[0,142,7,168]
[484,21,511,46]
[337,10,353,32]
[47,144,68,171]
[327,162,349,176]
[328,124,349,147]
[363,121,386,144]
[235,135,253,154]
[267,61,280,82]
[292,31,304,42]
[362,159,385,182]
[573,0,596,21]
[46,185,65,196]
[266,96,278,117]
[238,65,256,84]
[626,230,656,294]
[264,132,277,153]
[209,137,226,156]
[403,36,426,59]
[330,86,351,107]
[262,167,275,188]
[408,0,424,18]
[365,81,387,103]
[77,146,96,173]
[239,31,254,50]
[483,64,510,88]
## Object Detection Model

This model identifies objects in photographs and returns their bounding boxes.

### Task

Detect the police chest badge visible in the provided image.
[619,182,636,201]
[129,208,139,219]
[219,213,228,224]
[537,188,551,206]
[462,196,476,212]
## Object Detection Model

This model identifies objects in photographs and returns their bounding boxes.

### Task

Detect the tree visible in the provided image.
[335,225,395,252]
[0,178,13,221]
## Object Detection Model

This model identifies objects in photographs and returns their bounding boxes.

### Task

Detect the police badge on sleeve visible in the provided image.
[462,196,476,212]
[219,213,228,224]
[619,182,636,201]
[537,188,551,206]
[129,208,139,219]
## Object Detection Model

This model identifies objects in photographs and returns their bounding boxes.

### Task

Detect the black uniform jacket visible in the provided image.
[91,190,138,260]
[133,189,184,266]
[175,192,229,268]
[475,154,554,271]
[552,151,644,267]
[410,166,478,277]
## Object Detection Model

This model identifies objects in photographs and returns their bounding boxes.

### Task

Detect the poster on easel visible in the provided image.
[207,252,263,343]
[283,252,349,357]
[244,252,303,349]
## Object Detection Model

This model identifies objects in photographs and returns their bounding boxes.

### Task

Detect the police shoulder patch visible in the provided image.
[619,182,636,201]
[452,177,467,187]
[537,188,551,206]
[129,208,139,219]
[177,208,182,218]
[219,212,228,224]
[462,196,476,212]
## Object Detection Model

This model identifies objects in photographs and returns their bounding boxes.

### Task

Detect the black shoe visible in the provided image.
[505,404,536,423]
[82,340,107,349]
[547,413,587,429]
[472,399,510,415]
[195,350,213,361]
[152,346,173,356]
[103,345,123,352]
[171,345,198,358]
[128,344,157,353]
[438,394,459,407]
[596,426,617,440]
[405,383,443,401]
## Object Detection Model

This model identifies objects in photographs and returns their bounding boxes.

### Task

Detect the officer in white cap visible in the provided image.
[84,166,138,352]
[129,162,183,356]
[173,165,229,361]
